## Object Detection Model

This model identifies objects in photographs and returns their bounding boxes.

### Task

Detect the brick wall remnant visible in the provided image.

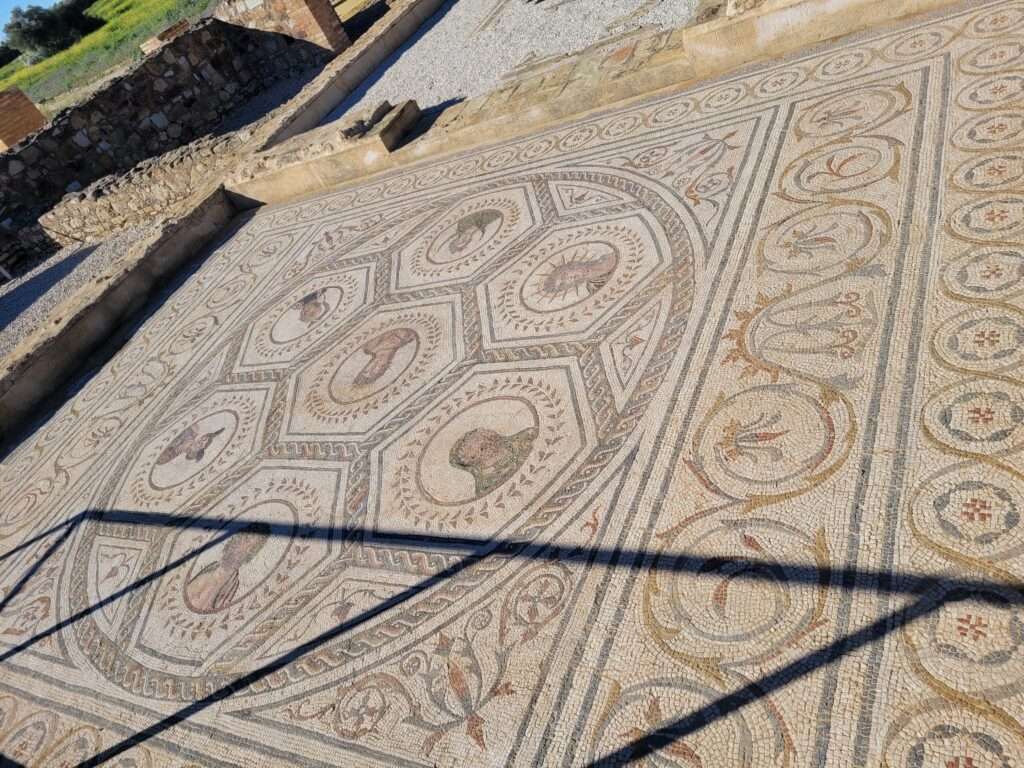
[0,88,47,151]
[214,0,351,53]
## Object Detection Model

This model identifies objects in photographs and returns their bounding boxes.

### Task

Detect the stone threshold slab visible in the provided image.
[227,99,422,207]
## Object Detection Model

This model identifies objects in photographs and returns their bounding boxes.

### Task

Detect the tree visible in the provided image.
[3,0,101,59]
[0,43,20,67]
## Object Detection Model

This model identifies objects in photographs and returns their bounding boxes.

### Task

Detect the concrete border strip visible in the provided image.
[0,187,235,441]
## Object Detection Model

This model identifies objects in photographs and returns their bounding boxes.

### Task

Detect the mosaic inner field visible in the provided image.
[2,1,1024,764]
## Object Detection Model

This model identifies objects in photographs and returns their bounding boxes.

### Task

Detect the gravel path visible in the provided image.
[219,64,327,134]
[324,0,698,123]
[0,228,144,361]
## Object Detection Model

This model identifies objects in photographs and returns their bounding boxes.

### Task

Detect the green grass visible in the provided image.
[0,54,27,83]
[0,0,216,106]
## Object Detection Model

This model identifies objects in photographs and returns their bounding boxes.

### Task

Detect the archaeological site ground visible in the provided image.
[1,0,1023,765]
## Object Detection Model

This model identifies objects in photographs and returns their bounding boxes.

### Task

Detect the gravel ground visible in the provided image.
[0,228,145,361]
[218,64,328,134]
[324,0,698,123]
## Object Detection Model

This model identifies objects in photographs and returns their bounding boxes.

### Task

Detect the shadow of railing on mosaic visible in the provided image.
[1,507,1021,767]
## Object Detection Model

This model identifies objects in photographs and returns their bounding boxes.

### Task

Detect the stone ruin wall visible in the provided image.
[0,18,329,239]
[37,0,436,250]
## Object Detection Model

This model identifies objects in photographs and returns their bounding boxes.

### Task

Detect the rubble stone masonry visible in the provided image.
[0,19,328,231]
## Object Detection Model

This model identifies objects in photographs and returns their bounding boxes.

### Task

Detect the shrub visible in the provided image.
[0,43,19,67]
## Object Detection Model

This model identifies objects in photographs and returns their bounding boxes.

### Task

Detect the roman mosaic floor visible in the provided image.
[2,1,1024,765]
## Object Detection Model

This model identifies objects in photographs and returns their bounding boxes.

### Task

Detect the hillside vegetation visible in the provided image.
[0,0,215,107]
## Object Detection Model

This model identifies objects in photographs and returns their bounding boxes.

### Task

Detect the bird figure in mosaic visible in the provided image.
[450,209,503,253]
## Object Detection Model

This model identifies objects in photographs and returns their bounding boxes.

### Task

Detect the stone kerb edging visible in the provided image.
[0,187,234,442]
[399,0,971,166]
[224,0,970,209]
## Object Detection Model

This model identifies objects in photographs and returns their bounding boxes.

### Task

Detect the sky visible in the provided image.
[1,0,58,40]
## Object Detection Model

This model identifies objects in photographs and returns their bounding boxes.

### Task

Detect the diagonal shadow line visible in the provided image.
[3,509,1024,664]
[0,508,1015,764]
[586,593,943,767]
[0,525,239,664]
[82,510,1024,599]
[75,549,485,767]
[0,520,75,615]
[0,513,82,565]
